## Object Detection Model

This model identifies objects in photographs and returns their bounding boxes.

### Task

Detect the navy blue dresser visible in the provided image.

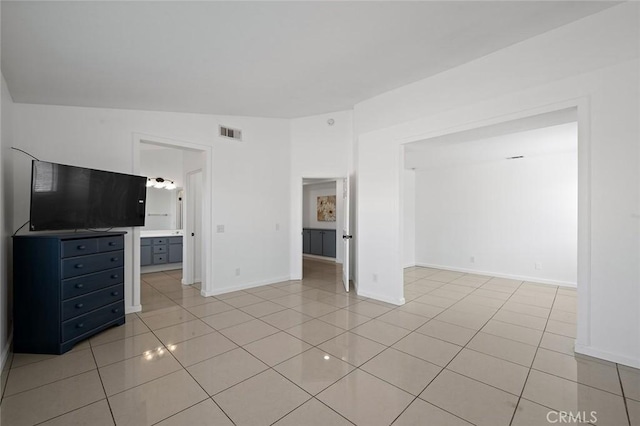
[13,232,126,354]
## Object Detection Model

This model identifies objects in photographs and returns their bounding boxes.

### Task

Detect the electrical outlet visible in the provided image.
[372,273,378,283]
[535,262,542,270]
[217,225,225,233]
[470,256,475,263]
[235,268,240,276]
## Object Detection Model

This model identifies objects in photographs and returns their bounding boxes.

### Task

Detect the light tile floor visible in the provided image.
[1,261,639,425]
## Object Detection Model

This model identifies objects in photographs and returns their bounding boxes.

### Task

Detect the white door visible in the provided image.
[342,177,351,292]
[187,170,203,283]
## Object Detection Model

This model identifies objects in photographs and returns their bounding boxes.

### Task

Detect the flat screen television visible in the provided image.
[30,160,147,231]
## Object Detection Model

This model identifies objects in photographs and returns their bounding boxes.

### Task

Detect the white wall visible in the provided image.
[0,75,14,371]
[403,169,415,268]
[140,147,185,187]
[289,110,352,279]
[353,3,640,367]
[415,150,577,285]
[303,182,337,230]
[10,104,291,310]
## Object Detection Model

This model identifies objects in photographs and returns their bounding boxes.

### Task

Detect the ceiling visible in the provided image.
[404,110,578,170]
[1,1,616,118]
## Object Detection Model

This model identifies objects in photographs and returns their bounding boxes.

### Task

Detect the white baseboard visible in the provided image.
[1,331,13,372]
[575,343,640,369]
[404,263,416,269]
[415,262,577,288]
[357,289,405,306]
[141,263,182,274]
[125,305,142,314]
[303,254,339,264]
[202,275,292,297]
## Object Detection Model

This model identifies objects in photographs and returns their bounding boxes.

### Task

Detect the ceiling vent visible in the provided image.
[219,125,243,141]
[506,155,524,160]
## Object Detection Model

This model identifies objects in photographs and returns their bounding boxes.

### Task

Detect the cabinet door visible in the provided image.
[140,245,152,266]
[169,244,183,263]
[309,230,323,255]
[322,230,336,258]
[302,230,311,254]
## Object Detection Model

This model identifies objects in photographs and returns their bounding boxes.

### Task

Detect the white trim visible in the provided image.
[185,169,204,285]
[303,254,338,263]
[125,305,142,315]
[140,263,182,274]
[415,263,576,288]
[1,331,13,371]
[132,133,214,300]
[357,290,405,306]
[575,343,640,369]
[403,263,416,269]
[203,276,291,297]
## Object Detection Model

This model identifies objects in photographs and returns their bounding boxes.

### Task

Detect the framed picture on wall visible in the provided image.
[317,195,336,222]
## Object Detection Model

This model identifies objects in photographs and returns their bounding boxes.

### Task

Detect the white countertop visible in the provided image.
[140,229,184,238]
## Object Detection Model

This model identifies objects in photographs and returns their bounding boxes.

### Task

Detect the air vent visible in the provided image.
[219,125,243,141]
[506,155,524,160]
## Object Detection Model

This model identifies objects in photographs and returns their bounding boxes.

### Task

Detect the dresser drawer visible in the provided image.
[98,236,124,252]
[62,301,124,342]
[140,238,151,246]
[153,245,167,254]
[152,238,167,245]
[168,237,182,244]
[153,253,167,264]
[62,267,123,300]
[61,239,98,258]
[62,284,123,321]
[62,251,124,279]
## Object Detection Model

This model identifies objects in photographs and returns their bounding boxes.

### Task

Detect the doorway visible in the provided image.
[402,108,579,290]
[131,133,213,313]
[300,177,351,292]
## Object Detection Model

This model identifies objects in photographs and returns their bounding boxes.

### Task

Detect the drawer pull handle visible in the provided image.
[75,264,84,269]
[111,257,119,262]
[111,274,119,279]
[111,291,119,296]
[77,245,86,250]
[109,242,116,246]
[76,323,84,329]
[112,308,120,313]
[75,303,84,308]
[75,284,84,289]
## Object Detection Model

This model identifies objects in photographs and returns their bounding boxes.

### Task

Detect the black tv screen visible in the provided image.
[30,161,147,231]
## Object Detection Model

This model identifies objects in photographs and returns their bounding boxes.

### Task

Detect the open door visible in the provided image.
[185,169,203,285]
[342,177,352,292]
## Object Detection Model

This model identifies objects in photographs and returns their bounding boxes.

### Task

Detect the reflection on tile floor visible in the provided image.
[1,261,638,425]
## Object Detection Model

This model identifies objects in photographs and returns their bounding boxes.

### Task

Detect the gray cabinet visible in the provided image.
[303,230,311,254]
[141,236,183,266]
[322,231,336,258]
[140,239,152,266]
[302,228,336,258]
[169,237,183,263]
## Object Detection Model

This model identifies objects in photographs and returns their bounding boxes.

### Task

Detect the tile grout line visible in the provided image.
[89,343,118,426]
[508,285,558,426]
[5,265,583,426]
[617,364,632,426]
[387,275,530,425]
